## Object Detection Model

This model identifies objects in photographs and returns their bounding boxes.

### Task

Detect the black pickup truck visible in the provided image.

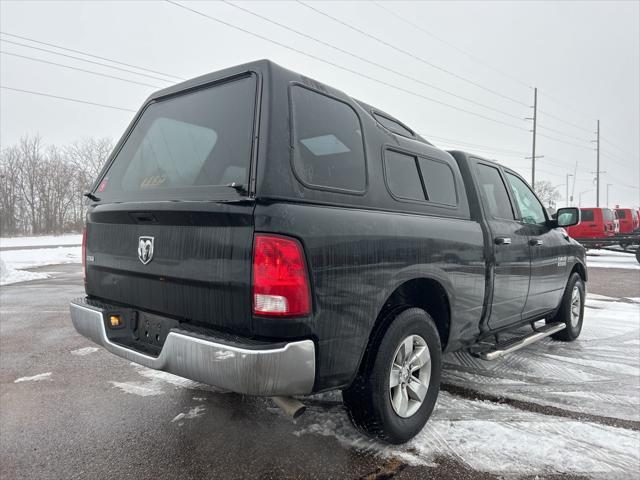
[70,60,586,444]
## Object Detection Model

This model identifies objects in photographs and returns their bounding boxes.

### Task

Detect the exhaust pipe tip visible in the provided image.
[271,396,306,419]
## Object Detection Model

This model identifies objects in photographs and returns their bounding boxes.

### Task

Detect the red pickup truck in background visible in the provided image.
[566,207,616,242]
[615,208,640,234]
[566,207,640,261]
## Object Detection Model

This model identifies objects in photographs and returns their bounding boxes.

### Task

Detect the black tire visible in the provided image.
[342,308,441,444]
[547,272,585,341]
[636,248,640,264]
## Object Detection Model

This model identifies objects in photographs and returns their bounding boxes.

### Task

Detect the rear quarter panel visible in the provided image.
[254,202,485,391]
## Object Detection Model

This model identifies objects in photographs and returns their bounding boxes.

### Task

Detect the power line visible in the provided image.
[537,132,594,151]
[537,108,593,134]
[297,1,530,108]
[374,1,603,137]
[0,86,137,112]
[603,173,639,190]
[165,1,529,132]
[3,6,633,184]
[601,151,637,169]
[431,133,591,173]
[422,133,578,174]
[601,136,637,159]
[371,2,601,137]
[543,155,578,169]
[1,50,162,89]
[372,1,532,91]
[536,90,594,124]
[536,124,592,144]
[0,31,184,81]
[222,1,524,121]
[421,134,529,155]
[0,38,175,84]
[432,142,526,159]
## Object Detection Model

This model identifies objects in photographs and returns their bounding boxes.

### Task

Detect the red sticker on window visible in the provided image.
[97,178,108,193]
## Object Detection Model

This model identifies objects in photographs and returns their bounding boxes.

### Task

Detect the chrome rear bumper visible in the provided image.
[69,298,315,396]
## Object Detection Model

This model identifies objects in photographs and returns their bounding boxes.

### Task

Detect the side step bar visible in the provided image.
[478,322,566,361]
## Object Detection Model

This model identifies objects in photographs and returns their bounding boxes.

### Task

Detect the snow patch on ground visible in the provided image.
[70,347,99,356]
[0,259,49,286]
[1,246,81,270]
[171,405,206,424]
[444,296,640,421]
[109,381,165,397]
[587,250,639,270]
[0,246,81,285]
[14,372,52,383]
[295,296,640,477]
[0,234,82,248]
[130,363,227,392]
[109,363,228,398]
[295,392,640,477]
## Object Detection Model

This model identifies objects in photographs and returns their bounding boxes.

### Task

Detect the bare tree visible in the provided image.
[0,146,22,235]
[0,135,113,236]
[66,137,113,188]
[66,137,113,228]
[16,135,47,235]
[534,180,561,208]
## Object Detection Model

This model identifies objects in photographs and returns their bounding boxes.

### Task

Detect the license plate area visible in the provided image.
[134,311,180,349]
[104,308,179,356]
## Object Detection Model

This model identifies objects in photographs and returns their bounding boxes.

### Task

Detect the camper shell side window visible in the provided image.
[289,84,367,194]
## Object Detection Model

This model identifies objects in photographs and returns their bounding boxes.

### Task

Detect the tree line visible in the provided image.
[0,135,113,236]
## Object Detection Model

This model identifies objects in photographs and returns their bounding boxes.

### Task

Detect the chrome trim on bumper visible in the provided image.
[69,299,315,396]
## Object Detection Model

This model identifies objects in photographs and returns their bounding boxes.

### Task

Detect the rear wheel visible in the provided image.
[343,308,441,444]
[548,272,585,341]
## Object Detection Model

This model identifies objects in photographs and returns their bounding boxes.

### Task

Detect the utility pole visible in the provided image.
[566,173,574,207]
[525,88,541,187]
[590,167,606,204]
[531,88,538,187]
[596,120,600,207]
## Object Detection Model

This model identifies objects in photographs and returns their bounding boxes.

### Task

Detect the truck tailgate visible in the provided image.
[85,202,254,334]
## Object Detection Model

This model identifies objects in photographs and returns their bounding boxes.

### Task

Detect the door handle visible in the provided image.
[529,239,544,246]
[495,237,511,245]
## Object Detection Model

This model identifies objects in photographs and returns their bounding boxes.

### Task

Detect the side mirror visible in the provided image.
[555,207,580,228]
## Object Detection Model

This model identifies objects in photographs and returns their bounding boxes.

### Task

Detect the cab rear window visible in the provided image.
[97,74,257,201]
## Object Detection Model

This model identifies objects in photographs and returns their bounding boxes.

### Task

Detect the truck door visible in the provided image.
[474,162,531,330]
[503,171,566,318]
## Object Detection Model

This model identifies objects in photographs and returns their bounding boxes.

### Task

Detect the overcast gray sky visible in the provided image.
[1,0,638,208]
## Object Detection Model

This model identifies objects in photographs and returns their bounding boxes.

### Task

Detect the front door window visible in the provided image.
[505,173,546,225]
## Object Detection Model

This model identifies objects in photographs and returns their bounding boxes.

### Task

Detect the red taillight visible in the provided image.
[252,234,310,317]
[81,227,87,282]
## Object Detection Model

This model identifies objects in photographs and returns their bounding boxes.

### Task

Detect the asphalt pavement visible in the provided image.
[1,264,638,479]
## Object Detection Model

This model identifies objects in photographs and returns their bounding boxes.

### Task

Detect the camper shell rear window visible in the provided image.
[96,73,258,202]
